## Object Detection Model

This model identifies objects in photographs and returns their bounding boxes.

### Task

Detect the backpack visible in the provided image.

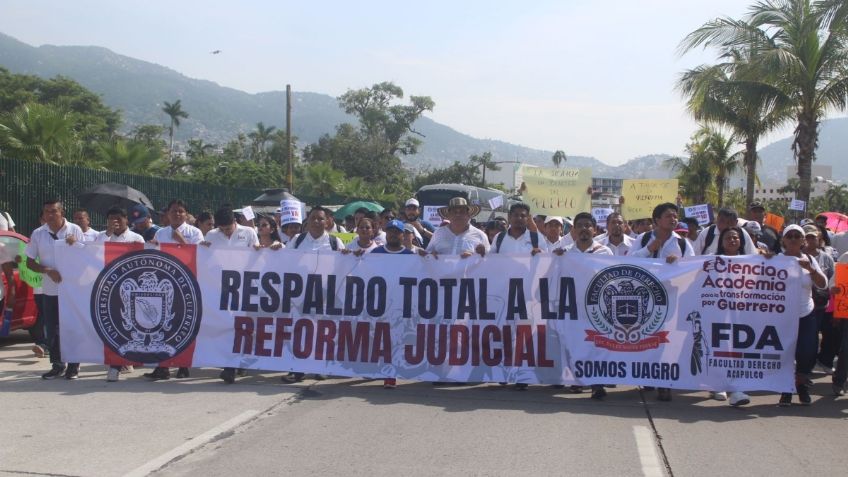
[294,233,339,251]
[700,225,717,255]
[640,232,687,258]
[496,230,539,253]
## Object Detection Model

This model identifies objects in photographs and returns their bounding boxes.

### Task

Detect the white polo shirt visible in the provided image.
[80,228,100,242]
[492,228,549,254]
[25,220,84,296]
[552,234,575,250]
[598,234,634,256]
[346,240,379,253]
[426,224,490,255]
[205,224,259,248]
[566,241,613,255]
[291,232,344,251]
[154,222,204,245]
[629,232,696,259]
[95,228,144,243]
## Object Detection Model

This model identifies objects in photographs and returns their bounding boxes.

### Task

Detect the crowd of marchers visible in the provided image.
[1,196,846,408]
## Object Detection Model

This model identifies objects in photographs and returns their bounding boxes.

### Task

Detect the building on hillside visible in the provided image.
[753,165,833,202]
[591,177,622,209]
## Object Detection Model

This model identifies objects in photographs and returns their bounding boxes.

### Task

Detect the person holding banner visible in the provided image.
[629,202,695,401]
[145,199,204,381]
[342,217,378,255]
[424,198,489,258]
[256,215,284,250]
[25,199,85,380]
[597,212,633,256]
[289,206,345,253]
[775,224,827,406]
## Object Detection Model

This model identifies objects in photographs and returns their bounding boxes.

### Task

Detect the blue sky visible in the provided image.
[0,0,817,165]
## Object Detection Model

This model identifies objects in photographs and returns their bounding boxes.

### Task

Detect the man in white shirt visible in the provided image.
[597,212,634,256]
[153,199,204,246]
[425,198,490,257]
[147,199,204,381]
[72,208,99,242]
[290,206,345,252]
[492,203,547,255]
[203,208,260,249]
[627,202,695,402]
[25,199,85,380]
[693,208,755,256]
[542,216,564,248]
[0,210,15,232]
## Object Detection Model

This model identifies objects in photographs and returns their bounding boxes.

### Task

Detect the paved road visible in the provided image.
[2,332,847,477]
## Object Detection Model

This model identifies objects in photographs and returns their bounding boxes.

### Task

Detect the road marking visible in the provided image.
[633,425,665,477]
[123,409,259,477]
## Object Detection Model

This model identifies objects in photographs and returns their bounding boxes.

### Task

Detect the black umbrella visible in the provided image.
[78,183,155,215]
[252,188,300,206]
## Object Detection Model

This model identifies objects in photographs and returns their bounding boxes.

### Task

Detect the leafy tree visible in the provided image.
[186,139,215,160]
[0,103,84,164]
[300,162,345,200]
[412,161,483,190]
[131,124,166,149]
[94,139,166,175]
[162,99,189,166]
[551,150,567,168]
[469,152,501,188]
[679,0,848,205]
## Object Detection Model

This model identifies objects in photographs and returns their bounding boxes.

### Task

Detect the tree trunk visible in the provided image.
[793,111,818,207]
[744,137,757,207]
[168,121,175,166]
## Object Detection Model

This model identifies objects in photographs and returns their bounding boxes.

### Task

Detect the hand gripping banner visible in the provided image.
[55,242,802,392]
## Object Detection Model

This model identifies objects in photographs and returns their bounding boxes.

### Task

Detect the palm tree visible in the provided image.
[678,0,848,205]
[469,152,501,188]
[161,99,189,164]
[676,51,789,205]
[551,150,567,168]
[301,162,344,200]
[699,127,743,207]
[95,140,165,175]
[186,139,215,160]
[248,122,277,161]
[0,103,81,164]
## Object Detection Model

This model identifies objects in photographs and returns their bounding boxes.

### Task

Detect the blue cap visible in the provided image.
[386,219,405,231]
[129,204,151,225]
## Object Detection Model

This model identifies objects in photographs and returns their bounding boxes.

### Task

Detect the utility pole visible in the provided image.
[286,84,293,192]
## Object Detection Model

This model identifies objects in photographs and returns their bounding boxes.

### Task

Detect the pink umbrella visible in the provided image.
[819,212,848,232]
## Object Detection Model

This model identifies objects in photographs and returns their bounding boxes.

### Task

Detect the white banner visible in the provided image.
[55,242,802,392]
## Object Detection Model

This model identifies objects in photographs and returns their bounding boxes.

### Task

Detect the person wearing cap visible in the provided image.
[597,212,633,256]
[801,224,839,377]
[129,204,161,242]
[771,224,827,406]
[403,198,435,246]
[693,208,755,256]
[401,223,424,253]
[741,220,769,253]
[424,198,490,258]
[542,216,564,247]
[746,202,782,254]
[679,217,700,243]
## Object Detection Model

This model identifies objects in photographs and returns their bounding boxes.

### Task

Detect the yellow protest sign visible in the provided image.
[331,232,357,245]
[519,166,592,217]
[621,179,679,220]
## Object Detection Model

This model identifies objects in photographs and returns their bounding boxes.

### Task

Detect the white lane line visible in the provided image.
[633,425,665,477]
[123,409,259,477]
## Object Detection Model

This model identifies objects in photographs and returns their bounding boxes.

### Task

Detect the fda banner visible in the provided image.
[55,242,802,392]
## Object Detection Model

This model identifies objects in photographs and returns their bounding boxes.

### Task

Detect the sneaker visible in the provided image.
[568,385,584,394]
[219,368,236,384]
[710,391,728,401]
[107,368,120,382]
[514,383,529,391]
[176,367,190,378]
[64,364,79,380]
[814,362,834,375]
[657,388,672,402]
[281,372,304,383]
[31,344,46,358]
[41,366,66,380]
[120,365,134,374]
[778,393,792,407]
[729,392,750,406]
[832,383,846,396]
[143,367,171,380]
[591,386,607,400]
[383,378,397,389]
[798,385,812,405]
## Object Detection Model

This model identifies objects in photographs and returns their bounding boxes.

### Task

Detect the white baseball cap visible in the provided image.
[405,198,420,207]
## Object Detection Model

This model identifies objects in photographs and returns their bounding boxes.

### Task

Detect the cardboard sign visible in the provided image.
[764,212,784,232]
[488,195,504,210]
[520,166,592,217]
[592,208,614,227]
[331,232,357,245]
[789,199,806,211]
[240,206,255,221]
[621,179,679,220]
[684,204,712,226]
[279,200,302,225]
[423,206,442,227]
[834,263,848,319]
[17,241,41,288]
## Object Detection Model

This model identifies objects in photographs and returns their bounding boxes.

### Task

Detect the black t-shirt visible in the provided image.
[759,224,782,253]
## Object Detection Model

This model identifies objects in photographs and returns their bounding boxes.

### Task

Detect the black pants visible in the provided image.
[43,295,78,369]
[832,320,848,387]
[31,293,47,347]
[816,309,840,367]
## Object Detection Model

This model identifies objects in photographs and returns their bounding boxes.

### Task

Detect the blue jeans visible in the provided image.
[796,312,817,377]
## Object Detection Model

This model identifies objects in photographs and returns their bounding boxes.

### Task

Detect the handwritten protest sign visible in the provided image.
[331,232,357,245]
[834,263,848,319]
[684,204,712,225]
[621,179,678,220]
[279,200,302,225]
[520,166,592,217]
[764,212,784,232]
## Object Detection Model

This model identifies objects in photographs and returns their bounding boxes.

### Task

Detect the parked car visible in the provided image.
[1,230,38,333]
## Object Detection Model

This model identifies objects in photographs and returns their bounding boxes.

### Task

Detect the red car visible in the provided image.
[1,230,38,333]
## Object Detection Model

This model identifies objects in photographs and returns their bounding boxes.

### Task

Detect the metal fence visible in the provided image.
[0,158,265,235]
